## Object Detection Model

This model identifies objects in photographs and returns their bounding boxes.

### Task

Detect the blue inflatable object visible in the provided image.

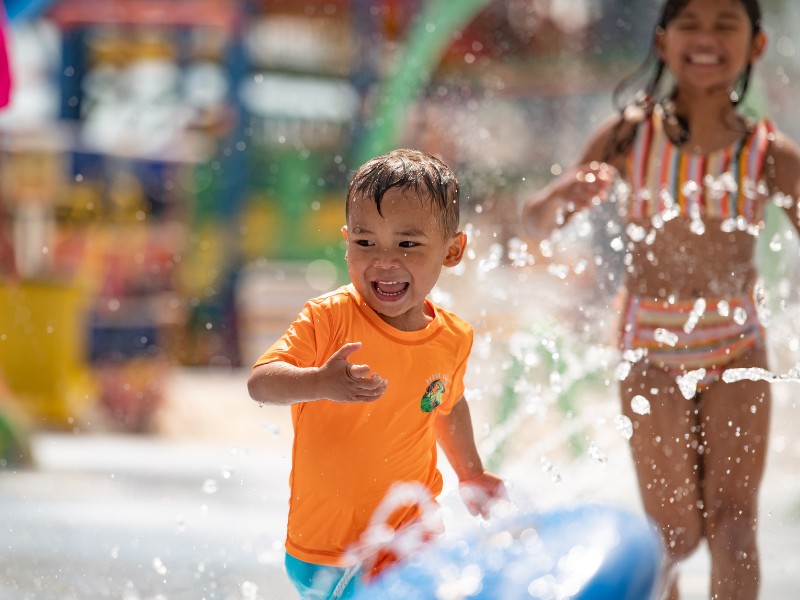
[353,503,663,600]
[4,0,54,22]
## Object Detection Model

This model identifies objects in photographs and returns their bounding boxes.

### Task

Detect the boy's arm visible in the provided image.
[247,342,387,406]
[435,396,506,518]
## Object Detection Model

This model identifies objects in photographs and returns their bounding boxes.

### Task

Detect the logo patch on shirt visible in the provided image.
[420,374,449,412]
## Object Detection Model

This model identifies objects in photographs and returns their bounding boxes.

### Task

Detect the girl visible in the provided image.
[522,1,800,598]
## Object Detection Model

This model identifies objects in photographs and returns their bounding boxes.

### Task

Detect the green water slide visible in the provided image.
[355,0,492,164]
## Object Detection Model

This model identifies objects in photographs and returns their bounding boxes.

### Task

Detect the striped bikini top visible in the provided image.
[625,104,774,226]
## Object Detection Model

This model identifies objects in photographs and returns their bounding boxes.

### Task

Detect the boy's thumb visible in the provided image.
[330,341,363,362]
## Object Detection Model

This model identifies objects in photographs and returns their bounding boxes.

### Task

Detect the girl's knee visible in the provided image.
[706,506,758,555]
[661,520,703,562]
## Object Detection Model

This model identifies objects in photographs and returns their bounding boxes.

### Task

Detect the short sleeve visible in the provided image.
[434,325,473,416]
[252,300,331,369]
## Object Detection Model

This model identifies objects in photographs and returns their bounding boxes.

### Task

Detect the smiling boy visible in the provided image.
[247,149,505,599]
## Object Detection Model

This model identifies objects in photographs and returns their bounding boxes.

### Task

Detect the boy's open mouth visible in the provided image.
[372,280,409,298]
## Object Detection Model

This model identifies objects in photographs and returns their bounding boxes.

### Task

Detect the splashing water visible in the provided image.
[614,360,632,381]
[722,364,800,384]
[653,328,679,347]
[625,223,646,242]
[615,415,633,440]
[540,455,562,483]
[676,369,707,399]
[587,442,607,464]
[345,481,444,569]
[630,395,651,415]
[682,298,707,334]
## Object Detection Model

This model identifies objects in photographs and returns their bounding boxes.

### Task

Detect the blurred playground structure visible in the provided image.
[0,0,662,433]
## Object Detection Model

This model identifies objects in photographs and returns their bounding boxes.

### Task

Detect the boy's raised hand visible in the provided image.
[459,471,507,519]
[318,342,387,403]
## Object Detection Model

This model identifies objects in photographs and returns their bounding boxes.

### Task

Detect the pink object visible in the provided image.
[0,7,11,108]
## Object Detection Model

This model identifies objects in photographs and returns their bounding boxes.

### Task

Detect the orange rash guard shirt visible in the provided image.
[253,284,473,567]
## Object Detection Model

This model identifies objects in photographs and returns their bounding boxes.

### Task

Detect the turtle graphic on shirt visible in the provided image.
[420,379,445,413]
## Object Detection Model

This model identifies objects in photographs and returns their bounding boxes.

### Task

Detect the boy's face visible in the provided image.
[342,187,466,331]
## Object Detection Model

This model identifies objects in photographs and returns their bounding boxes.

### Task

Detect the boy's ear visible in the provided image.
[341,225,348,241]
[443,231,467,267]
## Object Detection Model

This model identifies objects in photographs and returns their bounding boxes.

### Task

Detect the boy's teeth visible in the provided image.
[374,281,407,295]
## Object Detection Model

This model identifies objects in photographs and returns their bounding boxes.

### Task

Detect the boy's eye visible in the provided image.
[355,239,374,247]
[399,241,420,248]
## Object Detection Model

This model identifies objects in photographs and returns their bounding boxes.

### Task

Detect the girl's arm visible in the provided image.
[767,130,800,236]
[435,396,506,518]
[247,342,387,406]
[521,114,634,241]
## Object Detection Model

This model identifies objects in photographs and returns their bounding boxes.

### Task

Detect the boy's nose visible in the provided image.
[374,248,400,267]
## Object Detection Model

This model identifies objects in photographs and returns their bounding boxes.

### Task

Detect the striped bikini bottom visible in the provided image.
[620,292,764,388]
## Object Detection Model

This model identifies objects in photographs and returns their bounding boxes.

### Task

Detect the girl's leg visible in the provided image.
[620,364,705,600]
[697,345,771,600]
[284,553,364,600]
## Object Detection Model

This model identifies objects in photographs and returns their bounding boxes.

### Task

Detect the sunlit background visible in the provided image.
[1,1,799,598]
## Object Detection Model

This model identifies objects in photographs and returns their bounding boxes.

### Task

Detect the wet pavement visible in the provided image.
[2,364,798,600]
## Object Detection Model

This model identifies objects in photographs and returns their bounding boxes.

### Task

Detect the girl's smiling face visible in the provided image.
[343,187,466,332]
[657,0,765,96]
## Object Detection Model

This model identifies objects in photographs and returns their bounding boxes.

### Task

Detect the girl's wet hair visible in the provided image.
[347,149,460,237]
[605,0,763,160]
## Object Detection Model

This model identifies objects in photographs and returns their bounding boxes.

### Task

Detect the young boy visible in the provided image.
[247,148,505,599]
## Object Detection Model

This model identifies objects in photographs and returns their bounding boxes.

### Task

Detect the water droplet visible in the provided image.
[622,348,645,363]
[631,395,651,415]
[625,223,646,242]
[683,298,706,333]
[689,218,706,235]
[202,479,218,494]
[676,369,706,399]
[241,581,259,600]
[722,367,775,383]
[153,557,168,575]
[681,180,699,196]
[733,307,747,325]
[614,361,632,381]
[615,415,633,439]
[540,456,561,483]
[588,442,607,464]
[654,328,678,347]
[262,421,280,437]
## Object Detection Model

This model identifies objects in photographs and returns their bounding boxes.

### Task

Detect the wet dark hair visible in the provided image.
[346,148,460,237]
[605,0,763,160]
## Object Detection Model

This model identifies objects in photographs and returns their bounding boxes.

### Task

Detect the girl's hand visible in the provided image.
[554,161,617,214]
[459,471,507,519]
[317,342,387,403]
